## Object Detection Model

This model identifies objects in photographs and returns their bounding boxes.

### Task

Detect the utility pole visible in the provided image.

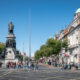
[23,43,25,70]
[61,40,64,66]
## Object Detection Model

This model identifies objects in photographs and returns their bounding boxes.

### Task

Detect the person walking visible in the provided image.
[31,62,34,70]
[14,62,16,69]
[35,62,39,71]
[18,61,21,69]
[75,63,78,70]
[0,61,2,68]
[28,61,31,70]
[11,62,13,68]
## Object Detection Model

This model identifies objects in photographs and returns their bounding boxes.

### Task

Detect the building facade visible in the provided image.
[59,8,80,65]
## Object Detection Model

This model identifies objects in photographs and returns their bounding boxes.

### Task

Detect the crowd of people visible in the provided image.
[61,62,79,70]
[5,61,39,70]
[6,61,22,69]
[1,59,80,71]
[40,58,59,67]
[27,61,39,70]
[40,58,80,70]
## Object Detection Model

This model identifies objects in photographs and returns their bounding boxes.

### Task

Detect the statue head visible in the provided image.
[8,22,14,33]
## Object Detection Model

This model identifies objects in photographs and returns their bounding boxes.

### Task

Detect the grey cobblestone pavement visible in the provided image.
[0,66,80,80]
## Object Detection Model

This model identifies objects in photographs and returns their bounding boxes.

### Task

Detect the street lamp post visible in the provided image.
[23,43,26,70]
[23,43,24,69]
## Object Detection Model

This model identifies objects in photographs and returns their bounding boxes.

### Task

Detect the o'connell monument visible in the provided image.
[1,22,20,65]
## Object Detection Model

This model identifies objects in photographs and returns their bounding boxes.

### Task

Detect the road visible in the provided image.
[0,66,80,80]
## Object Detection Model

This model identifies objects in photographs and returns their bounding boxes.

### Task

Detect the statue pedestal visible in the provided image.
[5,48,19,65]
[5,59,18,65]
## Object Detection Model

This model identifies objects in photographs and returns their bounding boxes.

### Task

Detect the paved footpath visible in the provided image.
[0,66,80,80]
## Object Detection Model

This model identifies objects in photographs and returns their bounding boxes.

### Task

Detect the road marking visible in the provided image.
[0,70,14,78]
[5,75,39,79]
[70,79,76,80]
[40,76,77,80]
[8,79,12,80]
[40,76,63,80]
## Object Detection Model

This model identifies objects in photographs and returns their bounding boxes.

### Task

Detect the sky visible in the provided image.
[0,0,80,57]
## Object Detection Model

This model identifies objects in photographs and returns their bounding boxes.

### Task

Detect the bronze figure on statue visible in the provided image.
[8,22,14,34]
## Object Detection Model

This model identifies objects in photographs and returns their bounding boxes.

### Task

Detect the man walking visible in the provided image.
[35,62,39,71]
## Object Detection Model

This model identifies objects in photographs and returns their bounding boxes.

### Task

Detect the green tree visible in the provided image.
[25,56,29,61]
[46,38,56,48]
[0,43,6,54]
[62,39,68,52]
[44,47,53,57]
[19,54,23,60]
[39,45,53,57]
[46,38,61,55]
[34,50,41,60]
[40,45,47,57]
[34,38,68,60]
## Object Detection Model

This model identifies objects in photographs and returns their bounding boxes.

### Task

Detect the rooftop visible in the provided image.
[76,8,80,13]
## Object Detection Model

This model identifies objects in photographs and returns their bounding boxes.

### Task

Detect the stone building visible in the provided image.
[59,8,80,64]
[54,32,59,40]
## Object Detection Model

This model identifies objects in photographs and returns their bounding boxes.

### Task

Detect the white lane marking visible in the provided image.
[0,70,13,78]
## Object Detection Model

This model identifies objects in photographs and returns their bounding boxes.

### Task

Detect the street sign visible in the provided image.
[24,53,26,55]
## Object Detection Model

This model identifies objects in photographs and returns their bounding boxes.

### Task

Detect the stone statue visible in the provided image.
[8,22,14,33]
[0,22,20,64]
[6,22,16,49]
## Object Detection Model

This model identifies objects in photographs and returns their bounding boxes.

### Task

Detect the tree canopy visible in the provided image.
[34,38,68,60]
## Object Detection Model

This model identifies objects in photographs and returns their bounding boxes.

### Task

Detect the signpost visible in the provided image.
[62,48,65,54]
[23,43,26,70]
[61,48,65,65]
[23,52,26,69]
